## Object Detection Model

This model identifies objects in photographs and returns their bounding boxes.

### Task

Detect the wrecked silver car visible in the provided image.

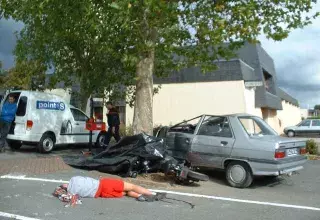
[155,114,308,188]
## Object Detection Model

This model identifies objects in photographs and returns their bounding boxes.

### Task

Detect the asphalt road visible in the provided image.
[1,170,320,220]
[1,138,320,220]
[1,159,320,220]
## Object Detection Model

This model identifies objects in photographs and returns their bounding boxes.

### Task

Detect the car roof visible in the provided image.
[202,113,255,118]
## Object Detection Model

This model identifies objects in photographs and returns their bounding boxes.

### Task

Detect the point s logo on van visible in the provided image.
[36,101,65,111]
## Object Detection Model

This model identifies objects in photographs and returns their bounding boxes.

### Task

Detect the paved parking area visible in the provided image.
[0,145,320,220]
[1,176,319,220]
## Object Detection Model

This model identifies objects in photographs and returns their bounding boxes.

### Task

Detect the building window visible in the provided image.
[116,106,126,125]
[263,70,273,93]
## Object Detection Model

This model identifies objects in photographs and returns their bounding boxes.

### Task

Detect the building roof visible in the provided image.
[153,59,255,84]
[276,88,299,107]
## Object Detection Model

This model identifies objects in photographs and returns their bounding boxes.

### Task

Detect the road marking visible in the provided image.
[1,174,67,183]
[1,174,320,211]
[0,211,41,220]
[151,189,320,211]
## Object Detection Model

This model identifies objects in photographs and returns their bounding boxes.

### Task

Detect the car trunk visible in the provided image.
[251,135,307,159]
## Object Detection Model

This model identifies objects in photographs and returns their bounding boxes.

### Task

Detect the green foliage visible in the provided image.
[0,0,318,132]
[2,60,46,91]
[119,124,134,137]
[0,61,5,87]
[308,117,320,119]
[306,139,319,155]
[314,105,320,110]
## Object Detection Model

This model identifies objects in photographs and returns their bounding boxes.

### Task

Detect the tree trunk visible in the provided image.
[132,50,155,135]
[79,86,90,112]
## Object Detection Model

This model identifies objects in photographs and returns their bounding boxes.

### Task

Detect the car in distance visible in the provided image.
[284,119,320,137]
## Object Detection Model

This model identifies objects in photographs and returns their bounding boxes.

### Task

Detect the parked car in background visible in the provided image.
[155,114,307,188]
[284,119,320,137]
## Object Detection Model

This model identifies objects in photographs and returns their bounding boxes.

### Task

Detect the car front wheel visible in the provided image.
[95,131,106,148]
[226,161,253,188]
[287,130,295,137]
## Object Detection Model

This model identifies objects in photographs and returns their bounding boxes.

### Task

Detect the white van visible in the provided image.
[0,90,106,153]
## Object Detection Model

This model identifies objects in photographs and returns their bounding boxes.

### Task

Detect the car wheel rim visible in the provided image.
[43,138,54,151]
[99,135,105,146]
[288,132,294,137]
[229,165,246,184]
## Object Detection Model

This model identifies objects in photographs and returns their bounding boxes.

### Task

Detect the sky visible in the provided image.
[0,3,319,109]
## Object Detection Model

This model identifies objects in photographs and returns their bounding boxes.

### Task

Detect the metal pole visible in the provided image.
[89,96,93,152]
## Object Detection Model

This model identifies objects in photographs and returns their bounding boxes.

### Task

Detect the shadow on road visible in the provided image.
[198,168,294,188]
[8,144,92,158]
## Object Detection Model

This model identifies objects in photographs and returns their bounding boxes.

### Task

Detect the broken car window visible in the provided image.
[197,116,233,138]
[169,116,202,134]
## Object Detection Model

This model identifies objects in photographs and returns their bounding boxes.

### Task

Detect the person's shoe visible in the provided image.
[136,194,156,202]
[154,192,167,200]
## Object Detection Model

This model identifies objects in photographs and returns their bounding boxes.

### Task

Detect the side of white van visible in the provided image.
[0,90,105,153]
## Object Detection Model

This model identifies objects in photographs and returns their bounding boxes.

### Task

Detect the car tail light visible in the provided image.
[26,120,33,130]
[300,148,307,155]
[275,150,285,159]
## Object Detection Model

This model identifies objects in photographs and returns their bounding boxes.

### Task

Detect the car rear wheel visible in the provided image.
[38,133,55,153]
[95,131,106,148]
[7,140,22,150]
[287,130,295,137]
[226,161,253,188]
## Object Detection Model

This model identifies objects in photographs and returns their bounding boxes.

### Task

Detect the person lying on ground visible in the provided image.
[53,176,166,206]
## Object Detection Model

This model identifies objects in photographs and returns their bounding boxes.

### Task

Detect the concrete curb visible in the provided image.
[307,155,320,160]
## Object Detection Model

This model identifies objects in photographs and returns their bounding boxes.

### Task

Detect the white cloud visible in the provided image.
[258,2,320,109]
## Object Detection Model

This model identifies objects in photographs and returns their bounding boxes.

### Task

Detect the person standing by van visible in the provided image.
[0,95,17,152]
[103,101,121,149]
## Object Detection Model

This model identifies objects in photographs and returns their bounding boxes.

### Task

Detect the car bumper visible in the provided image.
[7,134,42,143]
[250,156,307,176]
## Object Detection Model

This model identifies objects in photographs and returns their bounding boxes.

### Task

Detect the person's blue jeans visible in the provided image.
[0,120,11,149]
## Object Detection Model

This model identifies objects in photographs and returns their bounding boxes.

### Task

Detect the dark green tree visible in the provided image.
[1,0,318,134]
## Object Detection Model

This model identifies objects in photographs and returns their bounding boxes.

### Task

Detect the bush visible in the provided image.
[119,124,134,137]
[119,124,165,137]
[306,139,318,155]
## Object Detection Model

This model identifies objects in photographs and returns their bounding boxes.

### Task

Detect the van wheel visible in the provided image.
[226,161,253,188]
[38,133,55,153]
[7,140,22,150]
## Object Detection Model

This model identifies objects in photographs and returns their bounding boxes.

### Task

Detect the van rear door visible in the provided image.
[5,92,29,135]
[4,92,28,135]
[14,95,29,135]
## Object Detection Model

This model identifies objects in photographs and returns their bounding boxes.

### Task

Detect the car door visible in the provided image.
[70,108,89,143]
[191,116,235,169]
[311,120,320,135]
[296,120,311,136]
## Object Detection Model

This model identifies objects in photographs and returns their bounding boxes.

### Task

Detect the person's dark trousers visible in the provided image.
[103,125,121,149]
[0,120,11,151]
